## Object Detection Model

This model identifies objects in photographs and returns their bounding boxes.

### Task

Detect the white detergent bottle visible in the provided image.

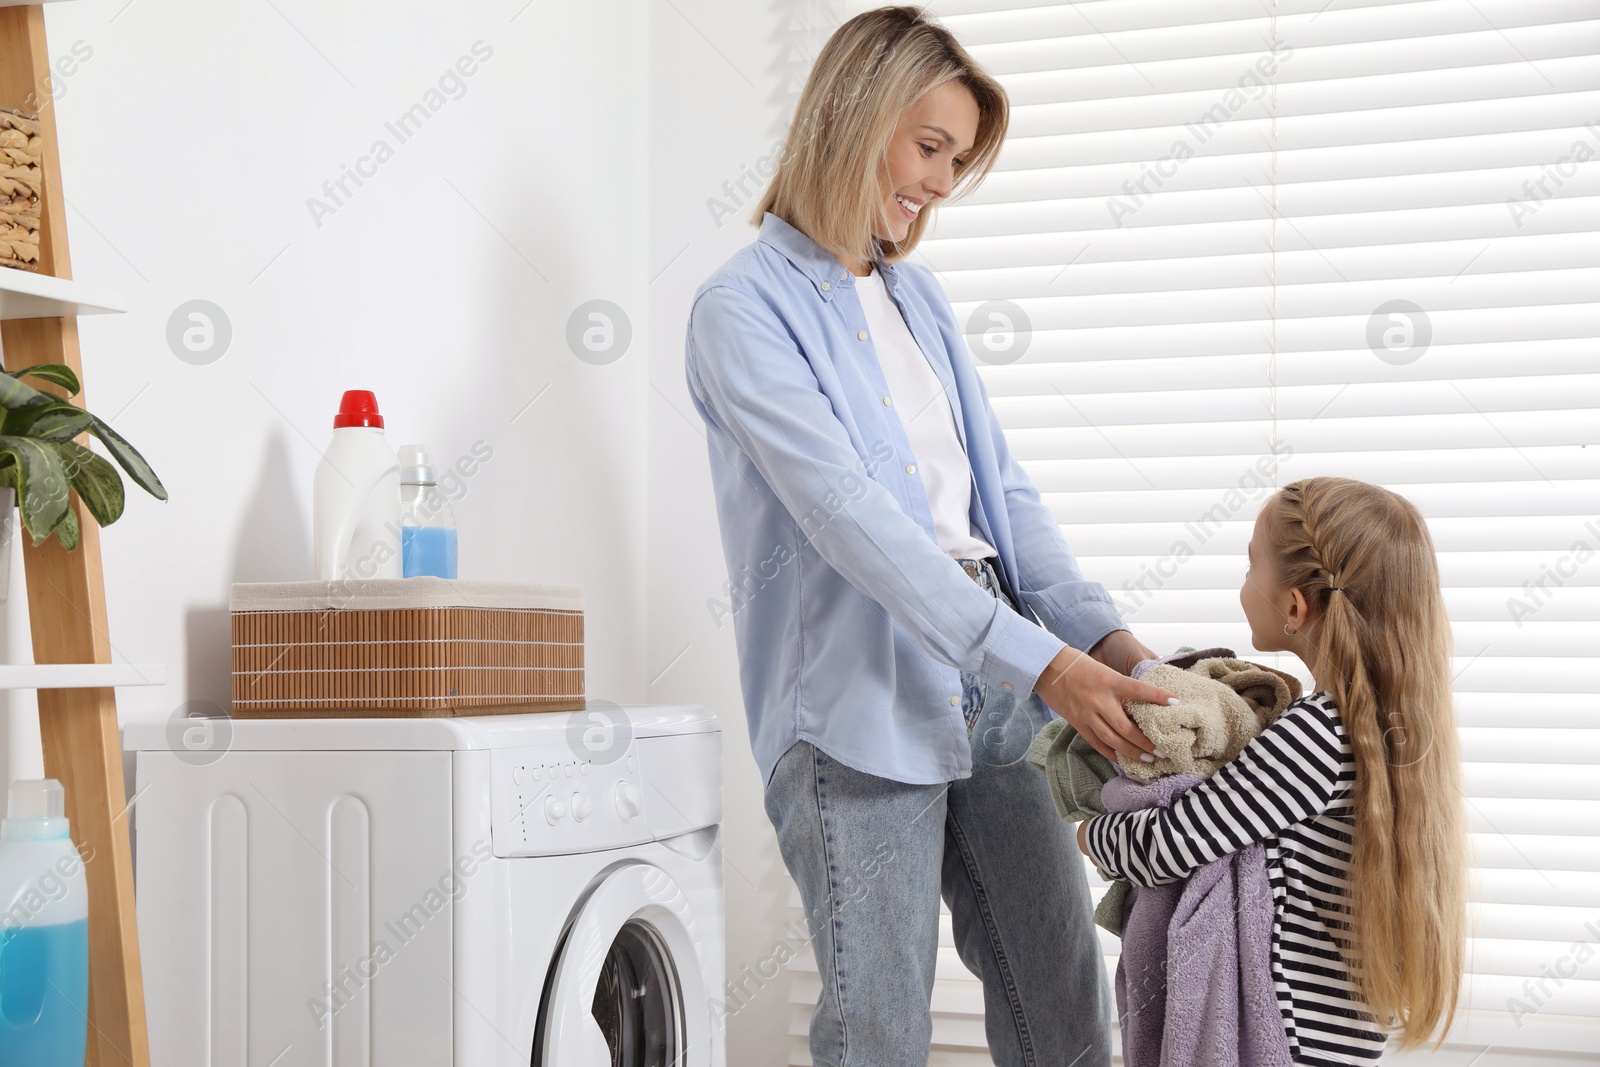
[0,779,89,1067]
[313,389,402,581]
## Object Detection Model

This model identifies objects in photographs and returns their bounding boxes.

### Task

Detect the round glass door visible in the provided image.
[587,920,680,1064]
[533,864,709,1066]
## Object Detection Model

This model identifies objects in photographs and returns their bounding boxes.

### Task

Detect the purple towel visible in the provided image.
[1103,772,1293,1067]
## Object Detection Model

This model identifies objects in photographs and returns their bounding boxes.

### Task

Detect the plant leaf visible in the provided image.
[59,439,124,527]
[0,436,72,545]
[7,399,93,443]
[87,416,167,501]
[6,363,80,397]
[53,498,79,551]
[0,372,55,413]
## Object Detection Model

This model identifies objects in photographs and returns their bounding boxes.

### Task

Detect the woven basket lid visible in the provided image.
[229,577,583,613]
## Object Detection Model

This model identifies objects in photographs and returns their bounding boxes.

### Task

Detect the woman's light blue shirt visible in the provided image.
[685,212,1126,786]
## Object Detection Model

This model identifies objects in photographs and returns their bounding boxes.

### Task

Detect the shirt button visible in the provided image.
[1002,681,1014,691]
[882,396,892,406]
[950,695,960,706]
[858,330,868,341]
[820,281,830,291]
[905,464,916,474]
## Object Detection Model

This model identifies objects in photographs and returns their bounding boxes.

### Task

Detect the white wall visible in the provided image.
[0,1,649,734]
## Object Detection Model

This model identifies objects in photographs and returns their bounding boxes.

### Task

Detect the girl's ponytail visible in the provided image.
[1265,477,1467,1048]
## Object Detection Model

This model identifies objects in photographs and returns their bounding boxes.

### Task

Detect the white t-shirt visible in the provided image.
[854,265,996,561]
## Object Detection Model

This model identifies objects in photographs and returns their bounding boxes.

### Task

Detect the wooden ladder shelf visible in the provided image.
[1,5,152,1065]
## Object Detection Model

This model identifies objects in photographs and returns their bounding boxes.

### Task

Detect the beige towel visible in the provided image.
[1116,658,1303,784]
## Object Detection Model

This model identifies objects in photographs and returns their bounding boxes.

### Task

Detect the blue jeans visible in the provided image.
[763,558,1112,1067]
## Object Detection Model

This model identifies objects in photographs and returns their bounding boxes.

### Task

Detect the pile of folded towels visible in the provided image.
[0,108,41,272]
[1025,646,1303,1067]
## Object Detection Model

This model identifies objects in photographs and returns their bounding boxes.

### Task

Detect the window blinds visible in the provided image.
[780,0,1598,1062]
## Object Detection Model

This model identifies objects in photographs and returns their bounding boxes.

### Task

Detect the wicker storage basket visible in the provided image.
[230,578,584,717]
[0,107,42,272]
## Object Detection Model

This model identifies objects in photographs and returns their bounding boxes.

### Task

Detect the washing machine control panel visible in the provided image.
[491,745,643,856]
[488,723,722,858]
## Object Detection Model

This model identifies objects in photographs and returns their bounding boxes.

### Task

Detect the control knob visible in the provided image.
[614,781,643,821]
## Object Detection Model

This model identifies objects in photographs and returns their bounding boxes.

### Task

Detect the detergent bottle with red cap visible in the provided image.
[313,389,402,581]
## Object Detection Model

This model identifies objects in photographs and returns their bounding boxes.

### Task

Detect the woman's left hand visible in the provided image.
[1076,819,1093,857]
[1088,629,1157,678]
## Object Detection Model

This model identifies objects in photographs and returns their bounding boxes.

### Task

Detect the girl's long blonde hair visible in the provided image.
[1262,477,1467,1048]
[752,6,1008,265]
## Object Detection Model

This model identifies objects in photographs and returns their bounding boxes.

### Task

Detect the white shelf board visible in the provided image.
[0,269,127,320]
[0,662,165,689]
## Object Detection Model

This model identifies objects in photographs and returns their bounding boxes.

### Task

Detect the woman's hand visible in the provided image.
[1088,628,1157,677]
[1033,643,1178,762]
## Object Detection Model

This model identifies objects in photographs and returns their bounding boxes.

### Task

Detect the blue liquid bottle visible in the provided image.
[0,779,89,1067]
[398,444,459,579]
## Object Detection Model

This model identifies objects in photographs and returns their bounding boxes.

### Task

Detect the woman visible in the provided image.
[683,8,1179,1066]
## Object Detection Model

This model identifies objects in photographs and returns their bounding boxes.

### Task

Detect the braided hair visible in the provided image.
[1262,476,1466,1048]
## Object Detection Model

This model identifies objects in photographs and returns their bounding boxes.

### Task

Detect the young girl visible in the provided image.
[1079,476,1468,1064]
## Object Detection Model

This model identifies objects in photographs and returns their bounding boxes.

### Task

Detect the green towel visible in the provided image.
[1025,718,1132,935]
[1026,717,1115,823]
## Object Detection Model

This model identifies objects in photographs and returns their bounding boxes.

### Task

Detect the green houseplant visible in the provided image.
[0,359,166,556]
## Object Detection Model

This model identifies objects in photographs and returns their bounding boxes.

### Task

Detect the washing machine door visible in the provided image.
[535,863,711,1067]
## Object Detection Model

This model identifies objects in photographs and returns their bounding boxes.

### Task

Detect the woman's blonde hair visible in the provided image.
[1261,476,1467,1048]
[752,5,1008,265]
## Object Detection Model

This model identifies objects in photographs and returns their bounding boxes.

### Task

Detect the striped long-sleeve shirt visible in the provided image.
[1085,691,1388,1066]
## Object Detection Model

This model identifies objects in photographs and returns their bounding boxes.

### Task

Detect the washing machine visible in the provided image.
[123,703,725,1066]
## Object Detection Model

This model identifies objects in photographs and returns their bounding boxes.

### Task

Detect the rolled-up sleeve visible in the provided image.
[686,283,1066,697]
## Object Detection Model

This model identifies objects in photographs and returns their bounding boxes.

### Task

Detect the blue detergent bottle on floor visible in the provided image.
[0,778,89,1067]
[399,444,459,579]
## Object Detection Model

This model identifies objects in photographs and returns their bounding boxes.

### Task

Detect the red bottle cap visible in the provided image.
[333,389,384,429]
